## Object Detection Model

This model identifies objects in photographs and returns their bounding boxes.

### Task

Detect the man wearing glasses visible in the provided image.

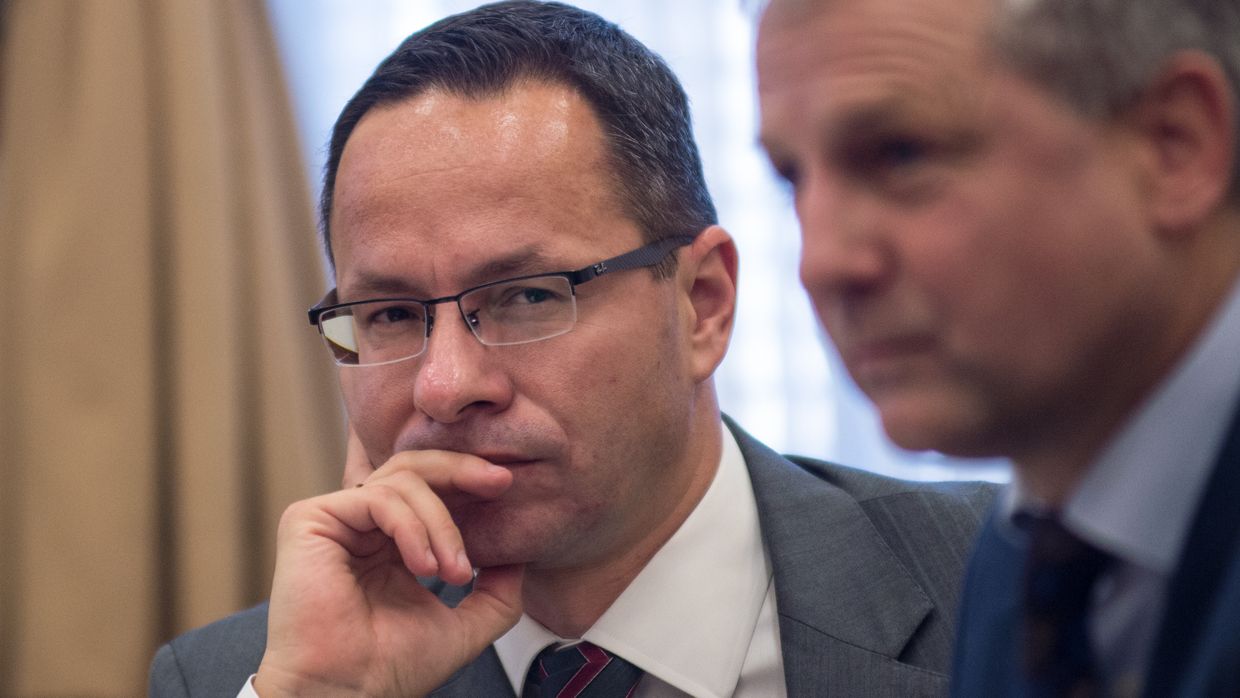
[150,2,992,696]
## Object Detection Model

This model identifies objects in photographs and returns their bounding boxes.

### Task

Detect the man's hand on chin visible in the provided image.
[254,444,523,697]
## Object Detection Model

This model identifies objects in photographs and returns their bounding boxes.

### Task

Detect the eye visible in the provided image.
[766,155,801,192]
[836,130,954,203]
[887,138,932,167]
[373,306,412,323]
[516,287,553,304]
[874,137,929,169]
[361,302,423,328]
[497,284,567,306]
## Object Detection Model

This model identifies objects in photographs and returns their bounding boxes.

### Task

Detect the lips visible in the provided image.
[393,436,557,467]
[393,422,563,467]
[841,334,936,384]
[471,453,538,467]
[849,334,934,360]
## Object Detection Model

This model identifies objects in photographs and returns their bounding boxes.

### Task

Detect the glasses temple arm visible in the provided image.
[567,234,696,284]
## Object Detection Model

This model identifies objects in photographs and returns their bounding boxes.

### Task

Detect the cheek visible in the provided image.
[923,169,1153,384]
[340,369,413,462]
[553,309,687,454]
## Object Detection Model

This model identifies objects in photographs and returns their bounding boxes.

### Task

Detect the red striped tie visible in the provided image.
[522,641,644,697]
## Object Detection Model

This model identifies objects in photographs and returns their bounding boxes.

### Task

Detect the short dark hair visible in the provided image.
[320,0,717,275]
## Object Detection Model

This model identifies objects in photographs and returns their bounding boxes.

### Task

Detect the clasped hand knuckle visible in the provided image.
[366,481,404,504]
[384,469,431,492]
[278,499,313,526]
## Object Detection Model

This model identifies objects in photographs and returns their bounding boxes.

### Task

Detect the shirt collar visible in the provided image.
[494,425,771,697]
[1005,276,1240,573]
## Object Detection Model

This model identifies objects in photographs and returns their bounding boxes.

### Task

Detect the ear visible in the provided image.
[678,225,739,382]
[1130,51,1236,235]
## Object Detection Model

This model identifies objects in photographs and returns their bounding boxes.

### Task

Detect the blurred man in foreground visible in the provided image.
[757,0,1240,694]
[149,2,993,696]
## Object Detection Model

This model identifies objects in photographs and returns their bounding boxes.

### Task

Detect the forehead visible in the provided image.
[330,82,632,293]
[758,0,994,62]
[757,0,997,136]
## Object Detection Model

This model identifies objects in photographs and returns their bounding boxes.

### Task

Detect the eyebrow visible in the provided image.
[341,245,565,300]
[759,94,913,158]
[467,247,562,285]
[830,95,926,142]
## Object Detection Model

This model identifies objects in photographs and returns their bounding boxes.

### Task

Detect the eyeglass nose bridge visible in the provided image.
[418,294,486,355]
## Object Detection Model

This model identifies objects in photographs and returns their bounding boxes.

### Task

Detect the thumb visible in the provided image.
[454,564,525,651]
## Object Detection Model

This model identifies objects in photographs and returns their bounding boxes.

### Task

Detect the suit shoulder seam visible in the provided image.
[164,639,194,697]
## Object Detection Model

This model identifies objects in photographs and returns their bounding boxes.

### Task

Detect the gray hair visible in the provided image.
[993,0,1240,200]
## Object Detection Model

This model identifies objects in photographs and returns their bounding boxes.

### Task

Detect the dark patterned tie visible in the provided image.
[1021,513,1113,698]
[522,641,645,698]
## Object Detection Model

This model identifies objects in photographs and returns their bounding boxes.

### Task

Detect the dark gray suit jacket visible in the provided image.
[150,419,995,697]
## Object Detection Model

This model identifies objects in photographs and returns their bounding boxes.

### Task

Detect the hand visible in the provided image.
[254,430,522,697]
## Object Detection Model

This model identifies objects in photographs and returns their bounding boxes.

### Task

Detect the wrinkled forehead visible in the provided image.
[757,0,999,102]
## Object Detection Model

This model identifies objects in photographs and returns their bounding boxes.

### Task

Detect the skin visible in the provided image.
[757,0,1240,502]
[255,80,739,696]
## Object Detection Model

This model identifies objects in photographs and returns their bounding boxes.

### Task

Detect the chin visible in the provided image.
[453,502,554,569]
[458,528,542,569]
[875,393,995,458]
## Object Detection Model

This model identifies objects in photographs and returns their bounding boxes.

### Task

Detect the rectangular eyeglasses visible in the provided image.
[307,235,694,367]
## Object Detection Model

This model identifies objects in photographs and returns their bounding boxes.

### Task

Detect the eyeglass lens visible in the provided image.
[319,275,577,366]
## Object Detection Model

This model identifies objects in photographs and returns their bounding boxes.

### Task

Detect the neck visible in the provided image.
[520,404,724,638]
[1010,450,1095,507]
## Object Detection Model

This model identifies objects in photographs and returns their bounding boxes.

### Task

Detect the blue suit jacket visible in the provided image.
[951,403,1240,697]
[151,419,996,697]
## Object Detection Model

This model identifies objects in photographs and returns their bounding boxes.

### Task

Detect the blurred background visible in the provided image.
[0,1,1006,695]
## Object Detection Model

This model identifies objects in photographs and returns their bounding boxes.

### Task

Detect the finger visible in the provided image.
[341,423,375,489]
[369,449,513,500]
[364,470,474,584]
[455,564,525,650]
[295,486,442,578]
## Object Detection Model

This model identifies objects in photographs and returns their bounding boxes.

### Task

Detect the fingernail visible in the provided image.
[425,548,438,571]
[457,550,471,572]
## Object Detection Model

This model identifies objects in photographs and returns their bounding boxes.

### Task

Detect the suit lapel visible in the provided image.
[729,419,938,695]
[950,514,1028,698]
[423,582,516,697]
[1144,399,1240,696]
[427,645,515,697]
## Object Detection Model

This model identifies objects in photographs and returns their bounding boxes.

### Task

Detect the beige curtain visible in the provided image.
[0,1,346,695]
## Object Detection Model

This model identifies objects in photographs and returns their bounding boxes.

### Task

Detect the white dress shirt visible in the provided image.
[495,426,786,697]
[1004,277,1240,695]
[241,425,785,698]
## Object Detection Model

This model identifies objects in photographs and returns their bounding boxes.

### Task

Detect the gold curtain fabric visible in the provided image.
[0,1,345,695]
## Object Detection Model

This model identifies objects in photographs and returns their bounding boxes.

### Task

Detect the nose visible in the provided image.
[795,170,892,303]
[412,307,514,424]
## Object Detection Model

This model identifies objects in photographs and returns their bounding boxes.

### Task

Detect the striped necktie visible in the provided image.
[1021,513,1113,697]
[522,641,644,697]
